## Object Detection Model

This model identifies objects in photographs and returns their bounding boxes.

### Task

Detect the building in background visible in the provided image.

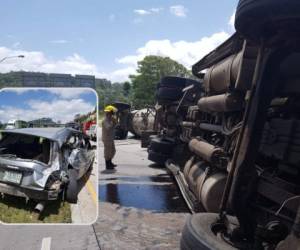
[49,73,72,87]
[74,75,95,88]
[18,72,95,89]
[28,118,57,128]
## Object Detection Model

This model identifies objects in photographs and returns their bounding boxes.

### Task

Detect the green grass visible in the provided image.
[0,195,72,223]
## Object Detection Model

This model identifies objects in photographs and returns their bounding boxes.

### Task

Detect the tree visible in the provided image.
[94,78,132,110]
[123,81,131,97]
[130,56,192,108]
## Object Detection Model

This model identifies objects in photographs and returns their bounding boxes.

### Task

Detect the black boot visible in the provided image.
[105,160,114,170]
[110,160,117,168]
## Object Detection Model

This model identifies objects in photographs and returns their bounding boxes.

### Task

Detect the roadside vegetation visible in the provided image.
[0,195,72,223]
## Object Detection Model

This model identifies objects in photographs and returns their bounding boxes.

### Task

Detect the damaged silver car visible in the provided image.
[0,127,95,210]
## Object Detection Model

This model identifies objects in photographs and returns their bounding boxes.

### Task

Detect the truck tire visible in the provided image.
[157,87,183,102]
[148,150,169,166]
[115,128,128,140]
[235,0,300,41]
[160,76,199,88]
[181,213,238,250]
[149,137,175,155]
[66,169,78,204]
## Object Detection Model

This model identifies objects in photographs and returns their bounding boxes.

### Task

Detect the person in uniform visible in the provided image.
[102,105,117,170]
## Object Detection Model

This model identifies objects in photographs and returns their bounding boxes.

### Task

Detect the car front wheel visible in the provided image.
[65,169,78,204]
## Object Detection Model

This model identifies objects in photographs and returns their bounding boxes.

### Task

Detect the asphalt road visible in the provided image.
[0,131,189,250]
[96,134,189,249]
[0,225,100,250]
[99,135,188,213]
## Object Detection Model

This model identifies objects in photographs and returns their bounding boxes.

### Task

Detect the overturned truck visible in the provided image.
[113,102,155,140]
[146,1,300,249]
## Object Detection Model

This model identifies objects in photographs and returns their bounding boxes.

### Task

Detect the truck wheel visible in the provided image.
[149,137,175,155]
[115,128,128,140]
[148,150,169,166]
[235,0,300,41]
[160,76,199,88]
[65,169,78,204]
[157,87,183,102]
[181,213,239,250]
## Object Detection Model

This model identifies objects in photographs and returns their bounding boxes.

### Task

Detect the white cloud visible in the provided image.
[0,31,229,82]
[150,8,163,13]
[45,89,94,99]
[102,29,230,82]
[170,5,188,17]
[134,9,151,15]
[112,13,235,81]
[0,47,107,78]
[116,31,230,70]
[0,97,95,123]
[109,66,137,82]
[0,13,234,83]
[49,39,69,44]
[228,11,236,32]
[134,7,163,16]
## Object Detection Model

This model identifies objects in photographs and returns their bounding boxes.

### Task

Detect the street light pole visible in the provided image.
[0,55,25,63]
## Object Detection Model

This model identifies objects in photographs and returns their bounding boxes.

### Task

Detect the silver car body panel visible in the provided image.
[68,148,94,179]
[0,128,94,200]
[0,142,60,190]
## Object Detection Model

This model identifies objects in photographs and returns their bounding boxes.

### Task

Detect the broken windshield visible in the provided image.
[0,133,51,164]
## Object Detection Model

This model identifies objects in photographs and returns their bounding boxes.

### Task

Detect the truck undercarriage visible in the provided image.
[146,1,300,249]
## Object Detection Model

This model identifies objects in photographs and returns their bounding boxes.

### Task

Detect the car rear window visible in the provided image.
[0,133,51,164]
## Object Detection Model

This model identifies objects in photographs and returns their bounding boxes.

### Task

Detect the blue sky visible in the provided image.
[0,1,238,82]
[0,89,96,123]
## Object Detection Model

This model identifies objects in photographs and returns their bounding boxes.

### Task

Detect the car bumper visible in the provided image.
[0,182,60,201]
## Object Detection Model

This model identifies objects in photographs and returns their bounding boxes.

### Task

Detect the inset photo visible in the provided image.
[0,88,98,224]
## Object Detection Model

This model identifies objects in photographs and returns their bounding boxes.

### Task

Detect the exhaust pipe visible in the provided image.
[34,202,46,213]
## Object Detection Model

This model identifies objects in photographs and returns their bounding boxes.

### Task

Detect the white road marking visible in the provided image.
[41,237,51,250]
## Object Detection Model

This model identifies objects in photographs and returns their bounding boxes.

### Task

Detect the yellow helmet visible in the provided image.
[104,105,117,113]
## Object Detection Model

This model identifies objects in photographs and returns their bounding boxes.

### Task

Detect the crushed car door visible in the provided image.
[67,134,94,179]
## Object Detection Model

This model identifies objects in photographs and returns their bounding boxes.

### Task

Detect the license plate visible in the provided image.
[3,171,22,184]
